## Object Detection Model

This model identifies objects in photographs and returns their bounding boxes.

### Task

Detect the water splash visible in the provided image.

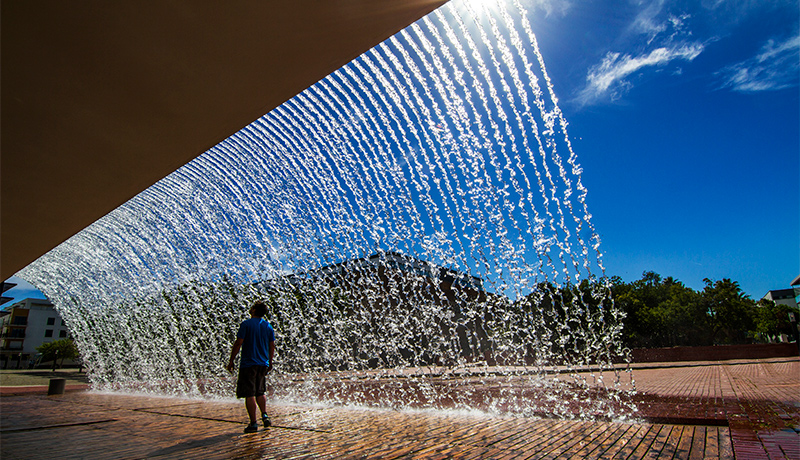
[19,0,633,419]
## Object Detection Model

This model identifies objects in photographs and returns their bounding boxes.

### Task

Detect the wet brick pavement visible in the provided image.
[1,358,797,459]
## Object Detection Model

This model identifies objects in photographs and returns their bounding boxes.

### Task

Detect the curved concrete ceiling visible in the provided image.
[1,0,447,280]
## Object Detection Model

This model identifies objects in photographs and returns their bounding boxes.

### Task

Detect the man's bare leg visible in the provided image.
[245,396,257,424]
[256,394,271,426]
[256,394,267,415]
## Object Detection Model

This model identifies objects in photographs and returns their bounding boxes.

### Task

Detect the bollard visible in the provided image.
[47,378,66,395]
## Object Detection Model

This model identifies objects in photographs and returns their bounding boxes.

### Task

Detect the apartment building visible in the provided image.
[0,297,70,368]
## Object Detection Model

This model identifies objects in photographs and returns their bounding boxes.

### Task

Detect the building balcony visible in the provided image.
[0,332,25,339]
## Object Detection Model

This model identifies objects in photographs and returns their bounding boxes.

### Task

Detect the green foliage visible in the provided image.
[753,299,800,342]
[36,338,79,365]
[613,271,795,348]
[612,272,707,348]
[700,278,756,344]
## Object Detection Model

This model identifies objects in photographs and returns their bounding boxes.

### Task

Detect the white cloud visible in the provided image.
[715,34,800,92]
[627,1,691,43]
[571,1,704,107]
[630,0,668,43]
[577,43,704,105]
[757,34,800,62]
[527,0,572,17]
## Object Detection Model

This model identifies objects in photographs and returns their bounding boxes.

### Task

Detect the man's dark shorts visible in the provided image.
[236,365,268,398]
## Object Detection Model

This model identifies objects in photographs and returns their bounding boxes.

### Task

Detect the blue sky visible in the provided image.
[523,0,799,297]
[2,276,48,309]
[4,0,798,307]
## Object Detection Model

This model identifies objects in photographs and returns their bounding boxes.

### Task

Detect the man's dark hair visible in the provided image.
[251,302,268,318]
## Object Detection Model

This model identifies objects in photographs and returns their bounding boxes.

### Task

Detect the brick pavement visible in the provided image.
[629,358,799,459]
[1,358,797,459]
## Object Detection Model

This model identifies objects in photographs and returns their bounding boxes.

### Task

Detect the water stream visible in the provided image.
[19,0,634,419]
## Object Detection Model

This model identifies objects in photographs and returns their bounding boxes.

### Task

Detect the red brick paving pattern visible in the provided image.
[1,358,797,459]
[631,358,799,459]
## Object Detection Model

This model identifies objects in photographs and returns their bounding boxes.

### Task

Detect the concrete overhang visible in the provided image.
[1,0,447,280]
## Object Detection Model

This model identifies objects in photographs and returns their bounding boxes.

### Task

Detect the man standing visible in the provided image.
[227,301,275,433]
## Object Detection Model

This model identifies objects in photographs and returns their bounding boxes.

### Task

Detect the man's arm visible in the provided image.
[268,340,275,372]
[227,338,244,373]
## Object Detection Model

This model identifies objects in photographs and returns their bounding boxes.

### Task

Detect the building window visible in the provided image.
[47,317,56,325]
[59,330,67,338]
[10,329,25,338]
[44,330,53,338]
[12,316,27,326]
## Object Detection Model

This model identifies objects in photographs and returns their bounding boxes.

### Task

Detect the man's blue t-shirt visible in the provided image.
[237,317,275,368]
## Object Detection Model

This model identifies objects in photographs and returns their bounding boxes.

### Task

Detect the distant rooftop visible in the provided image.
[2,281,17,294]
[260,251,485,293]
[765,288,796,300]
[0,282,17,305]
[2,297,54,311]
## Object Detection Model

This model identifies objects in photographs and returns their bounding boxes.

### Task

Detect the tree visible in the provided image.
[37,339,79,368]
[612,272,706,348]
[753,299,800,343]
[700,278,756,345]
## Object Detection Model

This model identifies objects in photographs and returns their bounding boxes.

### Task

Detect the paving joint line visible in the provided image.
[132,407,241,425]
[0,418,118,433]
[125,402,199,411]
[131,408,333,434]
[641,417,729,427]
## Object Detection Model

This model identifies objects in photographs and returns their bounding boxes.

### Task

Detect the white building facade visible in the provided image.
[763,289,799,309]
[0,297,70,368]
